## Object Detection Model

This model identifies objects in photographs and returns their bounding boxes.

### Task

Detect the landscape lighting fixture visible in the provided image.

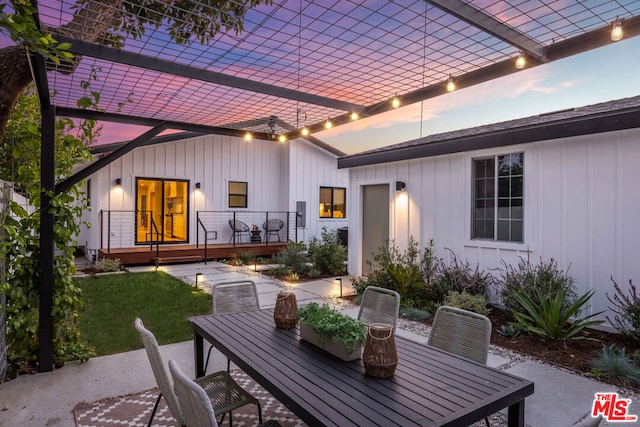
[611,17,623,41]
[515,51,526,70]
[446,75,456,92]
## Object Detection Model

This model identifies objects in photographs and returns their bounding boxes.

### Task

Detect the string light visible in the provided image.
[351,112,359,120]
[446,74,456,92]
[244,132,252,141]
[611,17,623,41]
[301,127,310,136]
[392,96,400,108]
[515,51,526,70]
[278,134,287,142]
[325,119,332,129]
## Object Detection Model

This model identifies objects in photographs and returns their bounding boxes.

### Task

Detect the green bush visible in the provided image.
[497,324,521,339]
[442,290,490,316]
[497,257,577,313]
[94,257,122,273]
[274,241,308,274]
[233,249,256,266]
[428,250,490,303]
[400,307,431,322]
[606,277,640,341]
[591,344,640,387]
[308,227,347,276]
[510,287,604,341]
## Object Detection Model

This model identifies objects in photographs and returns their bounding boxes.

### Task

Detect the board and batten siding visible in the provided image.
[288,138,349,242]
[78,134,346,251]
[348,128,640,328]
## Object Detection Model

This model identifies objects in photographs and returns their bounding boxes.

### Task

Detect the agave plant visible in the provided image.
[510,287,604,341]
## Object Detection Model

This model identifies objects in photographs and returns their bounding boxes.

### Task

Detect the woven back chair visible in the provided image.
[169,359,282,427]
[228,219,250,243]
[136,318,262,427]
[357,286,400,333]
[262,219,284,241]
[427,306,492,365]
[203,280,260,373]
[212,280,260,314]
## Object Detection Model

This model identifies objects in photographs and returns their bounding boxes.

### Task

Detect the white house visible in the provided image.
[338,96,640,329]
[78,132,348,263]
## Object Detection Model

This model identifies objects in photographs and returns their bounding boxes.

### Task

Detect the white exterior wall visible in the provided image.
[79,134,346,251]
[347,128,640,328]
[288,139,349,243]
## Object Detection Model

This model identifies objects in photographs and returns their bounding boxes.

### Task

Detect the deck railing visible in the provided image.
[99,209,297,252]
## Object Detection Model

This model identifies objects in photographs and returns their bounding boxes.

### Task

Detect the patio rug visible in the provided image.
[74,370,306,427]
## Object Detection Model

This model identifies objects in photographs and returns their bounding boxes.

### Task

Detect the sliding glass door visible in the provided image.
[136,178,189,244]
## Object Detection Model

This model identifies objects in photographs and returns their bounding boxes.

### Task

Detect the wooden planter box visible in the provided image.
[299,321,362,361]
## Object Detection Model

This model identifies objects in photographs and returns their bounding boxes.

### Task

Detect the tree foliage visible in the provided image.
[0,87,95,374]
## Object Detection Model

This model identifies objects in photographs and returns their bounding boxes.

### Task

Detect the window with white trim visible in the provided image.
[472,153,523,242]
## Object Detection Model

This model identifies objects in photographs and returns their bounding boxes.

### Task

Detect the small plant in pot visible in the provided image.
[297,302,366,361]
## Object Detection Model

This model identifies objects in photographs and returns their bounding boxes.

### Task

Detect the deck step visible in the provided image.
[155,255,203,265]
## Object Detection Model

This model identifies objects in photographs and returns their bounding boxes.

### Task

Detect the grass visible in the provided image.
[74,271,212,356]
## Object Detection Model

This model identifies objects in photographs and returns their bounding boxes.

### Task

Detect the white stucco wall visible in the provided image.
[347,128,640,328]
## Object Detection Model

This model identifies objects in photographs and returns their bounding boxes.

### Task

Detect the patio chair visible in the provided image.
[262,218,285,242]
[203,280,260,373]
[135,318,262,427]
[169,359,281,427]
[228,219,250,243]
[357,286,400,333]
[427,306,492,427]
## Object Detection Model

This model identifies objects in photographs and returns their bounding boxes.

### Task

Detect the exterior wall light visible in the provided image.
[395,181,406,191]
[195,182,201,189]
[115,178,121,186]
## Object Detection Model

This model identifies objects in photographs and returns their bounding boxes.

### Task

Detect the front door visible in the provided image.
[136,178,189,244]
[361,184,389,275]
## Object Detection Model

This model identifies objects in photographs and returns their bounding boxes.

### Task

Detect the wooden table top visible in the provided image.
[190,309,534,427]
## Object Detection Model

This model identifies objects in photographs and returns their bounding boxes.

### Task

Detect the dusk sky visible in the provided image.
[2,11,639,156]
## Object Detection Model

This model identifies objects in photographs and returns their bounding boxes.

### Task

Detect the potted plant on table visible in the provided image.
[297,302,366,361]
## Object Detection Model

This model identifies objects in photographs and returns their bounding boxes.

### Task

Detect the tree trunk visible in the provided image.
[0,46,33,138]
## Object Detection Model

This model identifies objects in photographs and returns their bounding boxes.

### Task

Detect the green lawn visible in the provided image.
[74,271,212,356]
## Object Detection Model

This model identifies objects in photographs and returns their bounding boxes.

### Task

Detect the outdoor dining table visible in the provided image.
[189,309,534,427]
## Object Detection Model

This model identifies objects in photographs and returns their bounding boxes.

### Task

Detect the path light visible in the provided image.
[336,277,343,297]
[195,272,203,289]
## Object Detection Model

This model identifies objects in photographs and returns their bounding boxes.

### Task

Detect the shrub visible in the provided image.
[496,257,577,313]
[497,324,521,339]
[606,277,640,341]
[307,268,321,279]
[510,287,604,341]
[308,227,347,276]
[591,344,640,387]
[400,307,431,322]
[427,249,490,303]
[443,290,490,316]
[233,249,256,266]
[274,241,308,274]
[94,257,122,273]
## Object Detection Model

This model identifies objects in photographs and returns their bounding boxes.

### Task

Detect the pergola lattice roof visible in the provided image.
[35,0,640,143]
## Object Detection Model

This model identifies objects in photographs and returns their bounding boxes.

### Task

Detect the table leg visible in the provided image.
[507,400,525,427]
[194,331,204,377]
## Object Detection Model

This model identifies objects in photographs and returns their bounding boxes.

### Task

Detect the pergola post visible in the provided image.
[38,103,56,372]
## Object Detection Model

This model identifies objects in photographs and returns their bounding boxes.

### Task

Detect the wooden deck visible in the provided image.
[98,242,287,266]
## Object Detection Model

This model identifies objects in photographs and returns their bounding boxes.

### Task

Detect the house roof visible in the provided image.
[33,0,640,144]
[337,95,640,169]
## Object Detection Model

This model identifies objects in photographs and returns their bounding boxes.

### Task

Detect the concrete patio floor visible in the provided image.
[0,261,635,426]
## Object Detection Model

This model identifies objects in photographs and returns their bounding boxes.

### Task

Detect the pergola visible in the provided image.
[29,0,640,371]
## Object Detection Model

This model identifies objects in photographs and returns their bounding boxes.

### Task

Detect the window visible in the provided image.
[229,181,247,208]
[472,153,523,242]
[319,187,346,218]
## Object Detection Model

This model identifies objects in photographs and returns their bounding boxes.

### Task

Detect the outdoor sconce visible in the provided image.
[115,178,121,186]
[395,181,406,191]
[195,182,201,189]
